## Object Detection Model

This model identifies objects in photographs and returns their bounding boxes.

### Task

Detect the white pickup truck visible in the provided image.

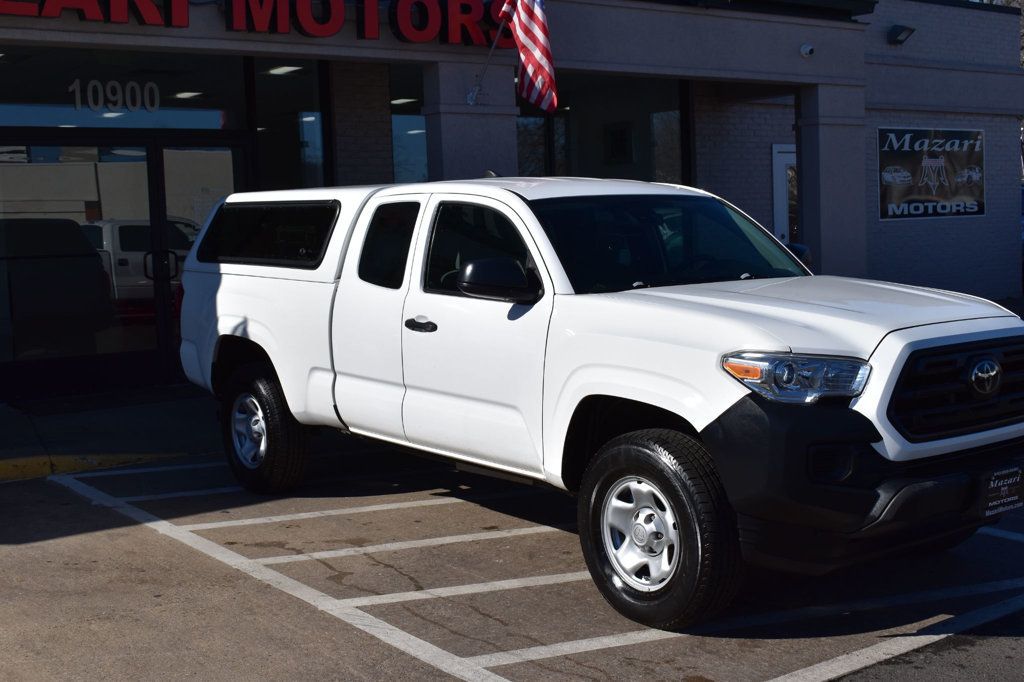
[180,178,1024,629]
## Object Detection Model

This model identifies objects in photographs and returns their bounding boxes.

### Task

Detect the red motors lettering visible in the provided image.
[228,0,508,44]
[4,0,188,26]
[4,0,512,45]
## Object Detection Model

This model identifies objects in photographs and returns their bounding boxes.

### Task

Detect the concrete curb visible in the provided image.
[0,453,187,482]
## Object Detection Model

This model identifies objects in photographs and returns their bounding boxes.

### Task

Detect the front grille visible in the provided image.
[888,336,1024,442]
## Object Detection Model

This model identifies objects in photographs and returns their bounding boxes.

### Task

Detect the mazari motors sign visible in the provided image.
[878,128,985,221]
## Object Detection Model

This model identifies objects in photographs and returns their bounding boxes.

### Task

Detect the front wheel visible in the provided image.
[221,365,309,494]
[578,429,742,630]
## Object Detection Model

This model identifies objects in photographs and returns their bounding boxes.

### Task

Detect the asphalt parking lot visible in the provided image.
[3,433,1024,681]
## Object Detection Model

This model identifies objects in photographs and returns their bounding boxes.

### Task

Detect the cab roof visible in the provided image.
[224,177,711,205]
[419,177,710,201]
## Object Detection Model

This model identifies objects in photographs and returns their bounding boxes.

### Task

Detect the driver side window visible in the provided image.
[424,202,530,295]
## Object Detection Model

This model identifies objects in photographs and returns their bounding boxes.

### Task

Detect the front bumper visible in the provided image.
[700,395,1023,574]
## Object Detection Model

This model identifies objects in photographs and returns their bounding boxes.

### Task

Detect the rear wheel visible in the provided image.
[578,429,742,630]
[221,365,308,493]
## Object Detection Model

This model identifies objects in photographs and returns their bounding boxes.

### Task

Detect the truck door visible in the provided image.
[331,195,426,441]
[400,195,555,474]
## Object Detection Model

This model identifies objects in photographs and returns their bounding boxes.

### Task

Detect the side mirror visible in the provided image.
[789,243,814,269]
[456,257,541,304]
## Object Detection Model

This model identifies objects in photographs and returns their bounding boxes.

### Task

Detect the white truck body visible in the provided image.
[181,179,1022,481]
[180,178,1024,626]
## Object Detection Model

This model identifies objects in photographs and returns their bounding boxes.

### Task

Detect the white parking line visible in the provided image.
[73,461,225,478]
[467,629,681,668]
[49,470,1024,682]
[979,526,1024,544]
[331,606,508,681]
[180,497,465,530]
[329,571,592,609]
[177,489,545,531]
[50,473,506,682]
[463,574,1024,669]
[767,591,1024,682]
[118,486,243,502]
[254,525,565,565]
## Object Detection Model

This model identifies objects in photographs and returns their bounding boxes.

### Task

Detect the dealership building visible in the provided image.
[0,0,1021,397]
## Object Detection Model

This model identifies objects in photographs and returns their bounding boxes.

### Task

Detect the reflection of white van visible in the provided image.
[80,218,196,301]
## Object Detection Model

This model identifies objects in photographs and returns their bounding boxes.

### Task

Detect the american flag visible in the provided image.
[499,0,558,113]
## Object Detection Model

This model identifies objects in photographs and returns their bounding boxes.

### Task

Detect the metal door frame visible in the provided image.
[772,143,797,244]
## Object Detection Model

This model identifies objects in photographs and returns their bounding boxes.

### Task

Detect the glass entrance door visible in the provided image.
[0,141,243,398]
[772,144,798,245]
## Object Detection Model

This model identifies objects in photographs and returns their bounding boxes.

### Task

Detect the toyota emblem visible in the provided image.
[969,358,1002,396]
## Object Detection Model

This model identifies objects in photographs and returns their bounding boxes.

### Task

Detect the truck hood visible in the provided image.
[626,276,1016,358]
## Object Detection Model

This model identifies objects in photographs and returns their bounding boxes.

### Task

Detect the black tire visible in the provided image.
[578,428,742,630]
[220,364,309,494]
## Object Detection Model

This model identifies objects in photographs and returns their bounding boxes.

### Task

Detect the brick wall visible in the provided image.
[864,111,1022,298]
[869,0,1020,67]
[693,84,796,232]
[331,62,394,185]
[862,0,1024,299]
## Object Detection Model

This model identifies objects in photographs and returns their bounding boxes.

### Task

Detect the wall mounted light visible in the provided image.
[887,25,916,46]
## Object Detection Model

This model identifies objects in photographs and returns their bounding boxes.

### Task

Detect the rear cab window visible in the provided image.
[197,201,340,269]
[358,202,420,289]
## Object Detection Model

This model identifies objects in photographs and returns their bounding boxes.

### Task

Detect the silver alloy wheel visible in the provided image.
[600,476,681,592]
[231,392,268,470]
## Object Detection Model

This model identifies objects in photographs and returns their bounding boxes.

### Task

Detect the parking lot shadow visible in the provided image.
[4,403,1024,644]
[0,419,577,546]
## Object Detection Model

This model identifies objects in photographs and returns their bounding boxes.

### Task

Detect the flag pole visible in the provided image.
[467,18,509,106]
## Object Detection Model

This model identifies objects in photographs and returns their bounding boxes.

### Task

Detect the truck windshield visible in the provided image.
[528,194,807,294]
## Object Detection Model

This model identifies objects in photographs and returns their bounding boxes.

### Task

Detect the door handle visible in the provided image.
[404,317,438,333]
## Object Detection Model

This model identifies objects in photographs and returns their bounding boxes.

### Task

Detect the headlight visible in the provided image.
[721,352,870,404]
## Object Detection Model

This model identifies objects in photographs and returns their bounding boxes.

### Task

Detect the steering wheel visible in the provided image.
[690,258,754,278]
[439,269,461,291]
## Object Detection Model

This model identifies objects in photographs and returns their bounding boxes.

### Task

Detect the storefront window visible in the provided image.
[253,59,325,189]
[0,49,244,129]
[518,73,680,182]
[517,115,567,177]
[0,146,155,363]
[517,117,547,177]
[390,65,428,183]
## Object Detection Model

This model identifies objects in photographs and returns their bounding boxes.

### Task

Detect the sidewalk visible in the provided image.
[0,385,221,481]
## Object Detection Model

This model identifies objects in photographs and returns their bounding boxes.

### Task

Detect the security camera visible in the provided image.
[800,44,815,58]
